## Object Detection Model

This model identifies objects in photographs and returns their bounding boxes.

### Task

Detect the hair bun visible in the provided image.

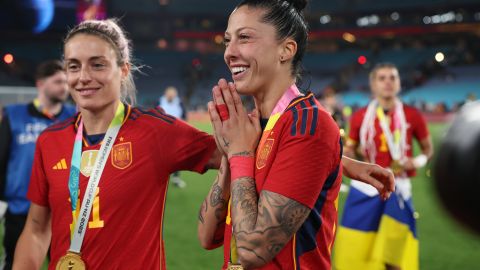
[285,0,307,12]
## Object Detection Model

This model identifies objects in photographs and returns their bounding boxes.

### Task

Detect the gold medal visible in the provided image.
[227,263,244,270]
[56,252,86,270]
[391,160,403,175]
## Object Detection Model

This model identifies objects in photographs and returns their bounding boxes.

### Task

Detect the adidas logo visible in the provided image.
[53,158,68,170]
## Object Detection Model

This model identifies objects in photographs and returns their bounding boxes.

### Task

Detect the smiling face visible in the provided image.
[224,6,287,95]
[64,33,128,112]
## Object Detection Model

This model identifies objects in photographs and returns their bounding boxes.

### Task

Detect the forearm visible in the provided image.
[341,155,356,178]
[13,231,50,269]
[13,204,51,270]
[13,223,51,269]
[231,179,309,269]
[198,156,230,249]
[230,177,264,268]
[420,137,434,159]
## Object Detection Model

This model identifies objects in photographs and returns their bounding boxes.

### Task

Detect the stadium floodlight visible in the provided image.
[3,53,14,64]
[390,12,400,21]
[423,16,432,24]
[342,32,356,43]
[320,15,331,24]
[435,52,445,63]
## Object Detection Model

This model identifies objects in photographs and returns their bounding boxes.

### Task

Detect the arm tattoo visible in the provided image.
[230,178,310,267]
[210,177,228,221]
[198,198,207,224]
[210,178,225,207]
[230,151,254,157]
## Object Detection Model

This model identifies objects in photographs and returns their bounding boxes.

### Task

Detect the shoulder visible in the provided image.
[351,106,367,120]
[129,106,177,125]
[4,103,28,114]
[402,103,422,116]
[38,115,77,145]
[43,115,77,134]
[282,93,339,138]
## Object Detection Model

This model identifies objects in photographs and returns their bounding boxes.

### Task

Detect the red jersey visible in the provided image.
[27,106,216,269]
[222,94,343,270]
[348,103,429,176]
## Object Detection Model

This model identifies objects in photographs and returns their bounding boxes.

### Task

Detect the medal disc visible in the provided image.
[55,252,86,270]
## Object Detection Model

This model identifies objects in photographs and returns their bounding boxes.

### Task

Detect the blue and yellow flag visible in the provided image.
[333,183,418,270]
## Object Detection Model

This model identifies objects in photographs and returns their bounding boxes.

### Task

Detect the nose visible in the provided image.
[79,66,92,84]
[224,40,239,65]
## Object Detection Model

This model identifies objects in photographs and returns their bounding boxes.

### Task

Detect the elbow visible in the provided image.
[197,231,222,250]
[237,248,268,269]
[198,237,215,250]
[197,229,212,250]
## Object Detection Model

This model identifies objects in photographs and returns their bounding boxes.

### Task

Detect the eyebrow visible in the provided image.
[65,56,107,62]
[225,27,257,36]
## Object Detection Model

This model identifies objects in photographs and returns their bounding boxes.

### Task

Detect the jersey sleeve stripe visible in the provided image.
[137,108,174,124]
[154,107,176,121]
[291,107,299,136]
[308,97,319,136]
[299,101,308,135]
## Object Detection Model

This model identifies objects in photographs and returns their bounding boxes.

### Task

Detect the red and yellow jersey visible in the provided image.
[27,106,216,270]
[348,104,429,176]
[222,94,343,270]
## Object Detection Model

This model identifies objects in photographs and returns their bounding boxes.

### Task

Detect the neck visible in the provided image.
[377,97,398,110]
[37,95,62,116]
[80,101,120,135]
[253,77,296,118]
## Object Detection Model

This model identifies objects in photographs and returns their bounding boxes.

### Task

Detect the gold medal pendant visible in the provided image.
[56,252,86,270]
[227,263,244,270]
[391,160,403,175]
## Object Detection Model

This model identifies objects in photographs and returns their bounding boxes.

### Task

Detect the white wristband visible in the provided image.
[413,154,428,168]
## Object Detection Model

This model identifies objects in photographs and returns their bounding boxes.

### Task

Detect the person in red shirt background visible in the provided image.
[334,63,433,270]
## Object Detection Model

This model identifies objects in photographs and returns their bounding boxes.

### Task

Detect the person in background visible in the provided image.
[0,60,75,270]
[159,86,188,188]
[334,63,433,270]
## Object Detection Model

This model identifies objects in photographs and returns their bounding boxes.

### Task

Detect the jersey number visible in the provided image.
[379,134,389,152]
[69,188,104,233]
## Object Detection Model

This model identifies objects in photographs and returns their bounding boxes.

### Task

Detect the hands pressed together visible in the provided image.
[207,79,261,158]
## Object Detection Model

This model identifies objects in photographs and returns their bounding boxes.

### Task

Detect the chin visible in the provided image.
[234,81,256,96]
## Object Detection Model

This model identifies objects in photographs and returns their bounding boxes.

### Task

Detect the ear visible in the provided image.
[35,79,44,90]
[120,62,130,80]
[279,38,297,63]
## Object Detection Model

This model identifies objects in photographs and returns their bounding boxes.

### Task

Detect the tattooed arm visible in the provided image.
[230,178,310,269]
[198,156,230,250]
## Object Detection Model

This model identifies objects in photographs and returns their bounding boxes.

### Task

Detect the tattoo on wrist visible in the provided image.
[230,151,254,157]
[222,137,230,148]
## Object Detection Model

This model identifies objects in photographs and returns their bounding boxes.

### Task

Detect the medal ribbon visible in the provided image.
[229,84,302,265]
[376,105,401,161]
[68,102,125,254]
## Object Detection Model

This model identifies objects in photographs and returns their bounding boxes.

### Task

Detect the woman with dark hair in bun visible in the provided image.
[198,1,394,269]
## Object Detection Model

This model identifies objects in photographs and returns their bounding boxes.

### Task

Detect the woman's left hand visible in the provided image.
[207,79,261,158]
